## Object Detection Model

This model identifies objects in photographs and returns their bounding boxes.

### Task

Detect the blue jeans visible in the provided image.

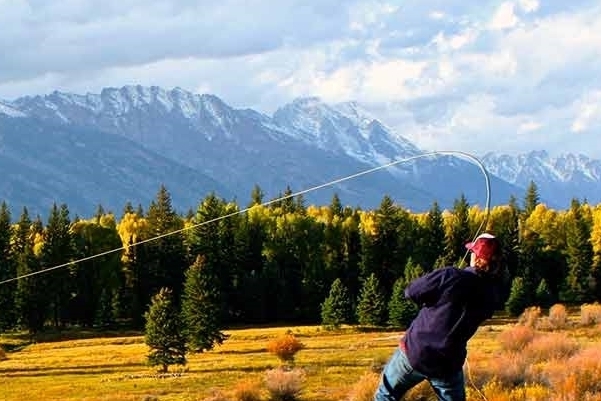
[373,347,466,401]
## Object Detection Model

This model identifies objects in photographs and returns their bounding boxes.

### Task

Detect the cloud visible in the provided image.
[0,0,365,83]
[1,0,601,157]
[571,90,601,133]
[488,2,519,30]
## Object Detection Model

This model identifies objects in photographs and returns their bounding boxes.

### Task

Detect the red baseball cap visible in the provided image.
[465,233,500,260]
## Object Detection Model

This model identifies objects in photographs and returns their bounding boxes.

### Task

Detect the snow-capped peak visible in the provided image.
[272,97,420,165]
[482,150,601,185]
[0,101,27,118]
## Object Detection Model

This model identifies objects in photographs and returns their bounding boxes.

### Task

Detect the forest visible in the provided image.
[0,180,598,335]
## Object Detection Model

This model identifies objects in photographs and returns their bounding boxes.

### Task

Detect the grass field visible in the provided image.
[1,305,601,401]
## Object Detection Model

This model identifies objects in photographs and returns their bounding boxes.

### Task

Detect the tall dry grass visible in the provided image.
[581,303,601,326]
[347,371,380,401]
[264,367,305,401]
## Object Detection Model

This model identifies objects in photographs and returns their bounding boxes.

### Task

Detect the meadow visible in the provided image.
[2,304,601,401]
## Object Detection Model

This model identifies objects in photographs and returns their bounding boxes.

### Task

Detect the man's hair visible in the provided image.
[473,249,504,278]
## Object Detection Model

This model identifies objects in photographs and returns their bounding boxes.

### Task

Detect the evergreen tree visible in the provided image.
[329,193,343,218]
[444,194,471,266]
[41,203,73,328]
[180,255,228,353]
[248,184,264,207]
[189,193,242,323]
[387,277,418,328]
[145,185,187,304]
[14,208,46,335]
[356,273,386,326]
[95,288,116,329]
[360,196,407,296]
[505,277,528,317]
[517,229,543,306]
[320,278,353,329]
[535,279,552,309]
[523,181,540,217]
[0,202,16,330]
[418,201,445,271]
[144,288,187,373]
[562,198,594,303]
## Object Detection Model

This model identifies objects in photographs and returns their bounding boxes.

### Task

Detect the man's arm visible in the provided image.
[404,268,449,306]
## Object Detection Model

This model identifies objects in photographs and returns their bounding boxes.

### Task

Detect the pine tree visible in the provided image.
[535,279,552,308]
[0,202,16,330]
[320,278,353,329]
[180,255,228,353]
[13,208,46,335]
[505,277,528,317]
[248,184,264,207]
[41,203,73,328]
[419,201,445,271]
[144,288,187,373]
[387,277,418,328]
[523,181,540,218]
[145,185,187,304]
[95,289,116,329]
[562,199,594,303]
[356,273,386,326]
[444,194,471,266]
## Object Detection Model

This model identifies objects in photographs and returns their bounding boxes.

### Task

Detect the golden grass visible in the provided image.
[1,315,601,401]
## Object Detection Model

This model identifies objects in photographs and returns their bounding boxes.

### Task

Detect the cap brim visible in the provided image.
[465,241,475,250]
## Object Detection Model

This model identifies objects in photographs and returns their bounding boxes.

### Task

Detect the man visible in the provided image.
[373,233,506,401]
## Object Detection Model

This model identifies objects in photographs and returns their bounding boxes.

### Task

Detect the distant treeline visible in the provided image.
[0,181,598,334]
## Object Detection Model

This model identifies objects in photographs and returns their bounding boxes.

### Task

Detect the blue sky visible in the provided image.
[1,0,601,157]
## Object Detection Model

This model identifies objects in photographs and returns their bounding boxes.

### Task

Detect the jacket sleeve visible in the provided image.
[404,268,449,306]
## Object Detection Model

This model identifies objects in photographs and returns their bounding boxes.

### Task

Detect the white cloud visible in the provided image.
[519,121,542,132]
[488,2,519,30]
[429,11,445,20]
[571,90,601,133]
[1,0,601,158]
[518,0,539,13]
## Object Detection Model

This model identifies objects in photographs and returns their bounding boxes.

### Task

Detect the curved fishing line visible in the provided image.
[0,150,491,286]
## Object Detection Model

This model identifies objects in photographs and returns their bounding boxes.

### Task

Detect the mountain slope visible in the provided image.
[0,86,531,216]
[482,151,601,206]
[0,115,231,217]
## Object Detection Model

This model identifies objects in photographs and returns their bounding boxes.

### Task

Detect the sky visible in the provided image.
[1,0,601,157]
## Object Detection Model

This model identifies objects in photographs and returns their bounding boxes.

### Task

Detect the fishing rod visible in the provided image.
[0,150,491,285]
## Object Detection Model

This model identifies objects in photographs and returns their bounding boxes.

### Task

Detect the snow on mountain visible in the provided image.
[272,96,420,165]
[0,101,26,118]
[483,150,601,185]
[3,85,600,213]
[482,150,601,205]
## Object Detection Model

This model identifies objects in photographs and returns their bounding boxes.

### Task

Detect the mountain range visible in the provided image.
[0,85,599,219]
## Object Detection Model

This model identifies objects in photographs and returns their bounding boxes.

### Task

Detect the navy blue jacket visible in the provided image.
[402,266,502,378]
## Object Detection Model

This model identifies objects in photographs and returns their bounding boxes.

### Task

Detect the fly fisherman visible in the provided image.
[373,233,507,401]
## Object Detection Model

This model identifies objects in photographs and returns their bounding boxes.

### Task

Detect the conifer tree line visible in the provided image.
[0,180,600,334]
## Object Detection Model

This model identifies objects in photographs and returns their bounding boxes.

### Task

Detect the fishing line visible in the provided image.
[0,150,491,286]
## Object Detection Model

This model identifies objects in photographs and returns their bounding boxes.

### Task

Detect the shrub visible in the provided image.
[202,390,231,401]
[478,380,550,401]
[522,332,580,364]
[233,378,263,401]
[474,352,530,388]
[581,303,601,326]
[266,332,305,366]
[543,346,601,398]
[347,371,380,401]
[264,368,305,401]
[518,306,541,328]
[498,325,536,352]
[548,303,568,330]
